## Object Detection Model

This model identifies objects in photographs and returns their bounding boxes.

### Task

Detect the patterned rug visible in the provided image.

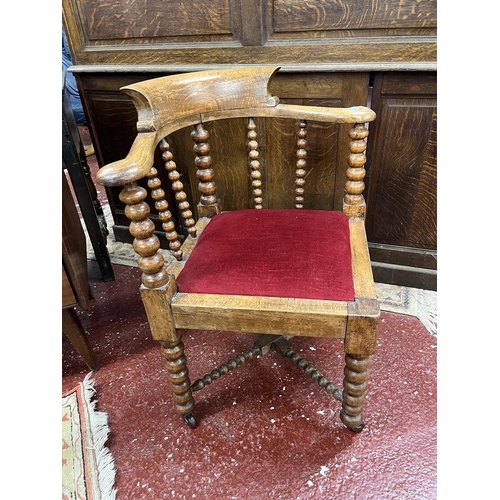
[375,282,437,336]
[62,374,117,500]
[83,205,437,335]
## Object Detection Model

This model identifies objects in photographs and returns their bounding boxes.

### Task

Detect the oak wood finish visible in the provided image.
[63,0,436,66]
[71,70,374,239]
[271,0,436,33]
[96,69,375,187]
[90,70,373,249]
[191,343,264,392]
[159,340,195,421]
[96,67,380,431]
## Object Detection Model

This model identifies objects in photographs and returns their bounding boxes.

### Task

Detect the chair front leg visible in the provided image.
[140,281,197,428]
[160,338,196,428]
[340,354,372,432]
[342,299,379,431]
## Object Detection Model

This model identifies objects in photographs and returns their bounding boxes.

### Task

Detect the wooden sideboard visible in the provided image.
[62,0,437,290]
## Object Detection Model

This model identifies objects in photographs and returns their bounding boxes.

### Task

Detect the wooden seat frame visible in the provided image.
[97,66,379,432]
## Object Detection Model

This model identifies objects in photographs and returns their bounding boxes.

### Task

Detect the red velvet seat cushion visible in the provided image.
[176,209,354,301]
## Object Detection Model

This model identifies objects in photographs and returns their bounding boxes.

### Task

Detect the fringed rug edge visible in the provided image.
[417,288,437,337]
[63,373,117,500]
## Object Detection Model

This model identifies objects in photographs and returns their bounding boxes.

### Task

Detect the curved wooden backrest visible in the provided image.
[97,66,375,188]
[122,66,280,134]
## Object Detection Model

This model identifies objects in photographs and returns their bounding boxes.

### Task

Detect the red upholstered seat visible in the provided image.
[176,209,355,301]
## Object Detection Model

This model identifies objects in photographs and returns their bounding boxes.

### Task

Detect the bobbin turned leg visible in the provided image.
[141,283,197,428]
[140,283,197,428]
[342,299,379,432]
[120,181,197,428]
[340,354,372,432]
[160,339,196,428]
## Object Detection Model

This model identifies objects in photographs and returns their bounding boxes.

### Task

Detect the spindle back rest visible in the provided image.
[96,66,375,266]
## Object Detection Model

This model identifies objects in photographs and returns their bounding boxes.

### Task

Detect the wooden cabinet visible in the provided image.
[366,72,437,289]
[62,0,436,65]
[62,0,437,290]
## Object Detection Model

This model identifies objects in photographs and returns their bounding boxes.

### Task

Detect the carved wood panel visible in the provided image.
[365,72,437,289]
[78,0,238,43]
[271,0,437,35]
[63,0,436,66]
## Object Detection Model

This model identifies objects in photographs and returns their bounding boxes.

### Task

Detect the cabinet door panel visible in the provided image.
[367,97,436,247]
[272,0,437,33]
[366,72,437,289]
[78,0,238,43]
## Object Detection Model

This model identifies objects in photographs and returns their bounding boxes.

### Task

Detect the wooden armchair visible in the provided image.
[96,67,379,431]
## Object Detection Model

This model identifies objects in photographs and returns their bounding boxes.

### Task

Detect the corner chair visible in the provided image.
[96,66,380,432]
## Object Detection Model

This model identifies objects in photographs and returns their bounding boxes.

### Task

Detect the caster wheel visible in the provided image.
[340,410,364,432]
[183,412,197,429]
[350,423,364,433]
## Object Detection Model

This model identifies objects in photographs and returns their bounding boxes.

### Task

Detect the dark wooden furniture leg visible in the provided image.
[62,308,100,371]
[340,354,372,432]
[160,339,196,428]
[341,299,379,432]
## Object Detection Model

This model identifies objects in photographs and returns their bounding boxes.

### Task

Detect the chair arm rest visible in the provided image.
[96,132,157,187]
[270,104,376,124]
[95,105,375,189]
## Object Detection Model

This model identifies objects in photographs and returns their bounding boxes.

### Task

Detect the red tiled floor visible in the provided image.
[62,260,437,500]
